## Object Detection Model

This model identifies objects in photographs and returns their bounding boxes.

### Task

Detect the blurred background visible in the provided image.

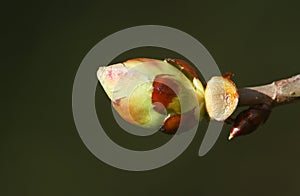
[2,0,300,195]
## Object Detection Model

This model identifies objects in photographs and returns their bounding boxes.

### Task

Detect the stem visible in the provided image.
[227,74,300,140]
[238,74,300,107]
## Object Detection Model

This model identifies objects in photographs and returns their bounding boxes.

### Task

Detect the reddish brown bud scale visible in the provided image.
[229,104,272,140]
[223,72,234,79]
[152,74,180,114]
[165,58,199,80]
[161,109,198,134]
[162,114,181,134]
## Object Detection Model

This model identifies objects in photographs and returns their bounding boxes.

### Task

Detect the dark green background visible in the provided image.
[2,0,300,195]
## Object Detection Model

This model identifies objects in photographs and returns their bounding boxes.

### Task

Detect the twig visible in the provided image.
[238,74,300,107]
[227,74,300,140]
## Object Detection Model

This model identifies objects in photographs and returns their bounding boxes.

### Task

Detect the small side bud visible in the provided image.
[228,104,272,140]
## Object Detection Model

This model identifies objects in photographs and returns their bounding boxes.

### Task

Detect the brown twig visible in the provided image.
[228,74,300,140]
[238,74,300,107]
